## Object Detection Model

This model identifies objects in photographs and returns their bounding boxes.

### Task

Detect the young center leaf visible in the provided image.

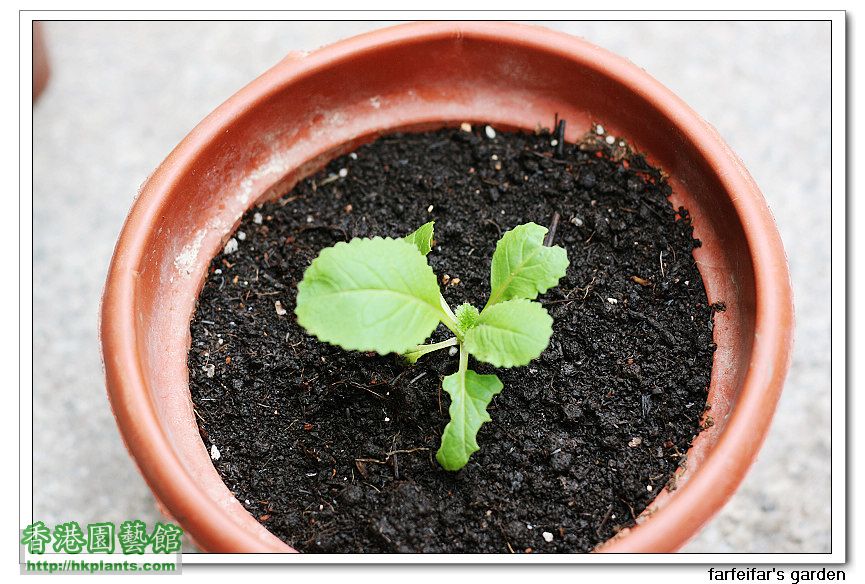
[295,237,444,354]
[436,364,504,471]
[404,221,435,256]
[463,299,553,367]
[486,222,569,307]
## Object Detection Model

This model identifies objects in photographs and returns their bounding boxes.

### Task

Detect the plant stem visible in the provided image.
[457,341,469,378]
[405,337,458,361]
[439,293,461,336]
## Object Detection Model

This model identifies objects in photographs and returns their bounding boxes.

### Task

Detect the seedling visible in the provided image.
[295,221,569,470]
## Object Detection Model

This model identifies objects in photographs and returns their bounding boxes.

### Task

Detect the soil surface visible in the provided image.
[188,124,717,553]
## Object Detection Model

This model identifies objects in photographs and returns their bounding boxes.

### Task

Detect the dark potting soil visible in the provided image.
[188,124,718,553]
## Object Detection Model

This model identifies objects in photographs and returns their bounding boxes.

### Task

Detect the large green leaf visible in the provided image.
[295,237,443,354]
[437,367,503,471]
[487,222,569,307]
[464,299,553,367]
[404,221,435,256]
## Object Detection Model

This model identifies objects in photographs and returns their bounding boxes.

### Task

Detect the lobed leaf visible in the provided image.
[404,221,435,256]
[487,222,569,307]
[463,299,553,367]
[436,368,503,471]
[295,237,443,354]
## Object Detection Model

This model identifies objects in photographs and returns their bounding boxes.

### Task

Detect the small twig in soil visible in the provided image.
[596,505,614,537]
[545,286,578,306]
[386,369,411,388]
[482,218,502,237]
[349,382,386,400]
[626,309,677,346]
[493,520,516,554]
[385,447,430,456]
[407,372,427,386]
[362,481,381,493]
[554,119,566,158]
[390,434,399,480]
[619,497,637,521]
[524,149,552,159]
[578,276,597,301]
[544,211,560,247]
[523,148,569,165]
[354,457,389,465]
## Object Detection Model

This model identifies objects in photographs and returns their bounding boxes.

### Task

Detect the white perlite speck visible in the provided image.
[596,124,605,135]
[607,298,618,304]
[203,364,215,378]
[275,301,287,316]
[253,212,263,224]
[485,125,496,139]
[339,168,348,178]
[460,122,472,132]
[236,231,246,241]
[542,531,554,543]
[223,238,238,254]
[605,135,616,145]
[448,346,459,356]
[210,444,221,460]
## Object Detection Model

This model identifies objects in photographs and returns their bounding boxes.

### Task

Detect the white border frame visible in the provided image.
[18,8,848,572]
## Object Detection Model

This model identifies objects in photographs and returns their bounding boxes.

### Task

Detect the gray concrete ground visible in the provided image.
[32,21,831,553]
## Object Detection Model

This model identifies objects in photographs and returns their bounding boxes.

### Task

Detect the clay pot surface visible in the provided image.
[33,22,50,101]
[101,21,794,553]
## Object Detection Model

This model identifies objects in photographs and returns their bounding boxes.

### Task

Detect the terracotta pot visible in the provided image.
[33,22,50,102]
[101,21,794,553]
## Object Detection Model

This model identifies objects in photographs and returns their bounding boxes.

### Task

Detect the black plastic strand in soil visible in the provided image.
[188,125,717,553]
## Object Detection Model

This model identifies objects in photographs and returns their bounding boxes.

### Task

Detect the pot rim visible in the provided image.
[101,21,794,553]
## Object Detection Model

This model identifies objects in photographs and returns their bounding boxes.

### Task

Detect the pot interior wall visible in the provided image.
[130,29,756,549]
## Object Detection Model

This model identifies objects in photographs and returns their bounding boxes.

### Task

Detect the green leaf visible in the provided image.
[295,237,444,354]
[463,299,553,367]
[437,367,503,471]
[404,221,435,256]
[486,222,569,307]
